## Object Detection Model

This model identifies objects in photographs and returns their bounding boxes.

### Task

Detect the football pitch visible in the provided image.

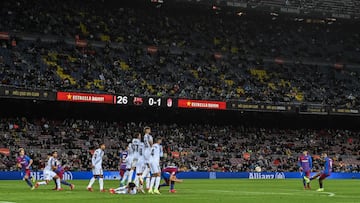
[0,179,359,203]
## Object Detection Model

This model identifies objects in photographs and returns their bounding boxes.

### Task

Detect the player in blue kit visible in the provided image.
[298,150,312,189]
[308,153,333,192]
[16,148,35,190]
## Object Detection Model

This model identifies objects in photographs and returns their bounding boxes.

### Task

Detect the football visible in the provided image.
[255,166,262,172]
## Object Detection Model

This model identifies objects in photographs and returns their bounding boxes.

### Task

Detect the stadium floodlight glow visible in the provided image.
[237,12,244,16]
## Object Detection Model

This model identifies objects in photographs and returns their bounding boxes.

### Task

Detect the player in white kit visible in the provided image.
[142,126,153,190]
[148,138,163,194]
[133,135,145,193]
[87,143,106,192]
[34,151,62,190]
[109,182,137,195]
[123,133,142,185]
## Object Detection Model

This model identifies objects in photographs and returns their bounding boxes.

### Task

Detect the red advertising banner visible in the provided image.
[0,32,9,40]
[178,99,226,110]
[75,39,87,47]
[0,148,10,156]
[57,92,113,104]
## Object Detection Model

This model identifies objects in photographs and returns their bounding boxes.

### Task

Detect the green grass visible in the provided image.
[0,179,359,203]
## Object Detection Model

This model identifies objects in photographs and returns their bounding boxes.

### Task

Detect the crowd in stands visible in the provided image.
[0,0,360,107]
[0,117,359,173]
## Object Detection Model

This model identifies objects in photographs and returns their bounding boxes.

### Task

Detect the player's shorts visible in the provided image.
[43,170,57,180]
[149,161,161,174]
[135,159,145,174]
[92,166,103,175]
[56,172,64,179]
[161,172,171,180]
[319,173,330,180]
[302,170,310,178]
[143,149,151,163]
[21,169,31,178]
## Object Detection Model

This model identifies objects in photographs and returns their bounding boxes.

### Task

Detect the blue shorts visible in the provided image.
[162,172,171,180]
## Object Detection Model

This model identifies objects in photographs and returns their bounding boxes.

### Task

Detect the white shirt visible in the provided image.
[150,143,163,162]
[143,134,153,149]
[129,139,144,158]
[44,157,56,171]
[92,148,104,167]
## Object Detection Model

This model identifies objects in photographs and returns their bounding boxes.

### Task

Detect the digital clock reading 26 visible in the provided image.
[114,95,129,105]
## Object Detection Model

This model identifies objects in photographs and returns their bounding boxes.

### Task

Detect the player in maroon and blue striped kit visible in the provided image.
[16,148,35,190]
[159,165,183,193]
[53,158,74,190]
[309,153,333,192]
[298,150,312,189]
[119,150,128,180]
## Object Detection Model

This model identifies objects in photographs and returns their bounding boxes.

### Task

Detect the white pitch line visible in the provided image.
[0,201,16,203]
[323,192,335,197]
[196,189,336,198]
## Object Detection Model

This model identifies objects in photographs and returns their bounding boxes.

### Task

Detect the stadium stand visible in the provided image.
[0,0,360,175]
[0,118,359,172]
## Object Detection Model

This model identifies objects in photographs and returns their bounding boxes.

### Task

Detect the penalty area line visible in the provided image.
[323,192,335,197]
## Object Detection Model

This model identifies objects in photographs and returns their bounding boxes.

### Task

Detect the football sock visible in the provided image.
[319,181,323,188]
[149,177,156,190]
[99,178,104,190]
[128,170,134,183]
[61,180,71,186]
[134,175,140,187]
[87,177,95,188]
[154,176,161,190]
[25,178,33,187]
[146,177,150,189]
[142,167,149,179]
[56,178,61,189]
[37,181,47,185]
[170,181,175,190]
[159,183,168,188]
[121,171,129,184]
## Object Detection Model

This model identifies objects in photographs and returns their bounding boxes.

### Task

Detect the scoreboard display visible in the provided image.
[114,95,175,108]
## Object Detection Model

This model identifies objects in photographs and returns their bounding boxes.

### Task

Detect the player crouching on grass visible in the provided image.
[159,164,184,193]
[109,182,137,195]
[306,153,333,192]
[52,158,75,190]
[34,152,62,190]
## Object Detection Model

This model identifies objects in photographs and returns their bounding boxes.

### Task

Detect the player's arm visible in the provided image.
[91,151,97,168]
[309,156,313,170]
[297,157,303,171]
[149,136,153,147]
[51,158,57,171]
[160,145,164,157]
[27,157,33,169]
[170,174,183,183]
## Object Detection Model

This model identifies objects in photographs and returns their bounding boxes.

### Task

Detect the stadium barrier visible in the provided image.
[1,171,360,180]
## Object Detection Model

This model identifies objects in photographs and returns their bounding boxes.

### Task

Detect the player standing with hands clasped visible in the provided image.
[87,143,106,192]
[298,150,312,189]
[142,126,153,191]
[148,138,163,195]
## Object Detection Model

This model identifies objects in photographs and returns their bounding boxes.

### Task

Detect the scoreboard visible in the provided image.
[114,95,175,108]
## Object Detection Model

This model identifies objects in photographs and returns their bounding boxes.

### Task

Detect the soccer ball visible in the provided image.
[255,166,262,172]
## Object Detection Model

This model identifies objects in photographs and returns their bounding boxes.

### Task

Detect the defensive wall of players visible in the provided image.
[1,171,360,180]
